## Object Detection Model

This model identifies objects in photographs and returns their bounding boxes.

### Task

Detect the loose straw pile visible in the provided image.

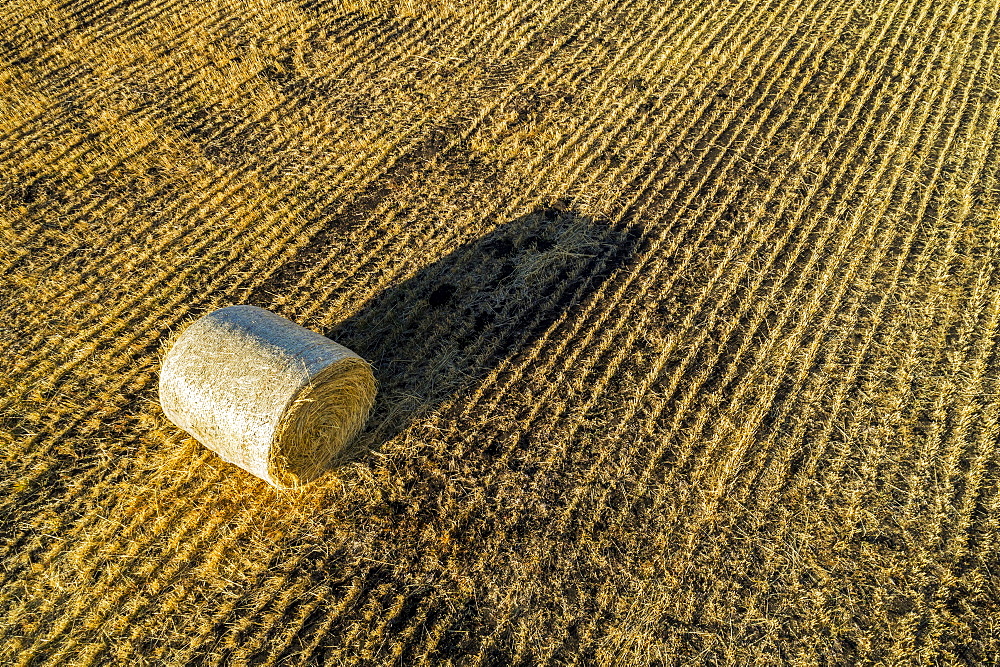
[159,305,376,488]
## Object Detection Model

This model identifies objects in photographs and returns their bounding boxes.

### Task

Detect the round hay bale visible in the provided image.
[158,305,376,488]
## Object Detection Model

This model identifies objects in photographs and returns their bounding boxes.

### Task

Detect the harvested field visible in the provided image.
[2,0,1000,663]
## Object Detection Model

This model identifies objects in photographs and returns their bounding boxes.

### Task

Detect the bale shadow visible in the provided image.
[255,206,642,469]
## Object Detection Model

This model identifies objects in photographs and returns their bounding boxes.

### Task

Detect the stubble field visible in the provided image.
[2,0,1000,663]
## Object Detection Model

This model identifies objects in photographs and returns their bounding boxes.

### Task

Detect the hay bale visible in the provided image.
[158,305,376,488]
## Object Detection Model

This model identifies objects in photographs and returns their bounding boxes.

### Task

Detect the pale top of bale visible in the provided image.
[159,305,376,488]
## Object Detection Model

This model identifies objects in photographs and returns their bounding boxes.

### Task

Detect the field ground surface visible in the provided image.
[2,0,1000,663]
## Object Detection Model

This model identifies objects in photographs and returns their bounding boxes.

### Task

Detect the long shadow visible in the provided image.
[251,206,642,468]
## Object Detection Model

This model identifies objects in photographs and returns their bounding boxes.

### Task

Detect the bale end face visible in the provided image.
[269,356,376,488]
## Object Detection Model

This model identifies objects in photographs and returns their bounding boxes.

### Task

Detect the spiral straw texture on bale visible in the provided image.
[158,305,377,488]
